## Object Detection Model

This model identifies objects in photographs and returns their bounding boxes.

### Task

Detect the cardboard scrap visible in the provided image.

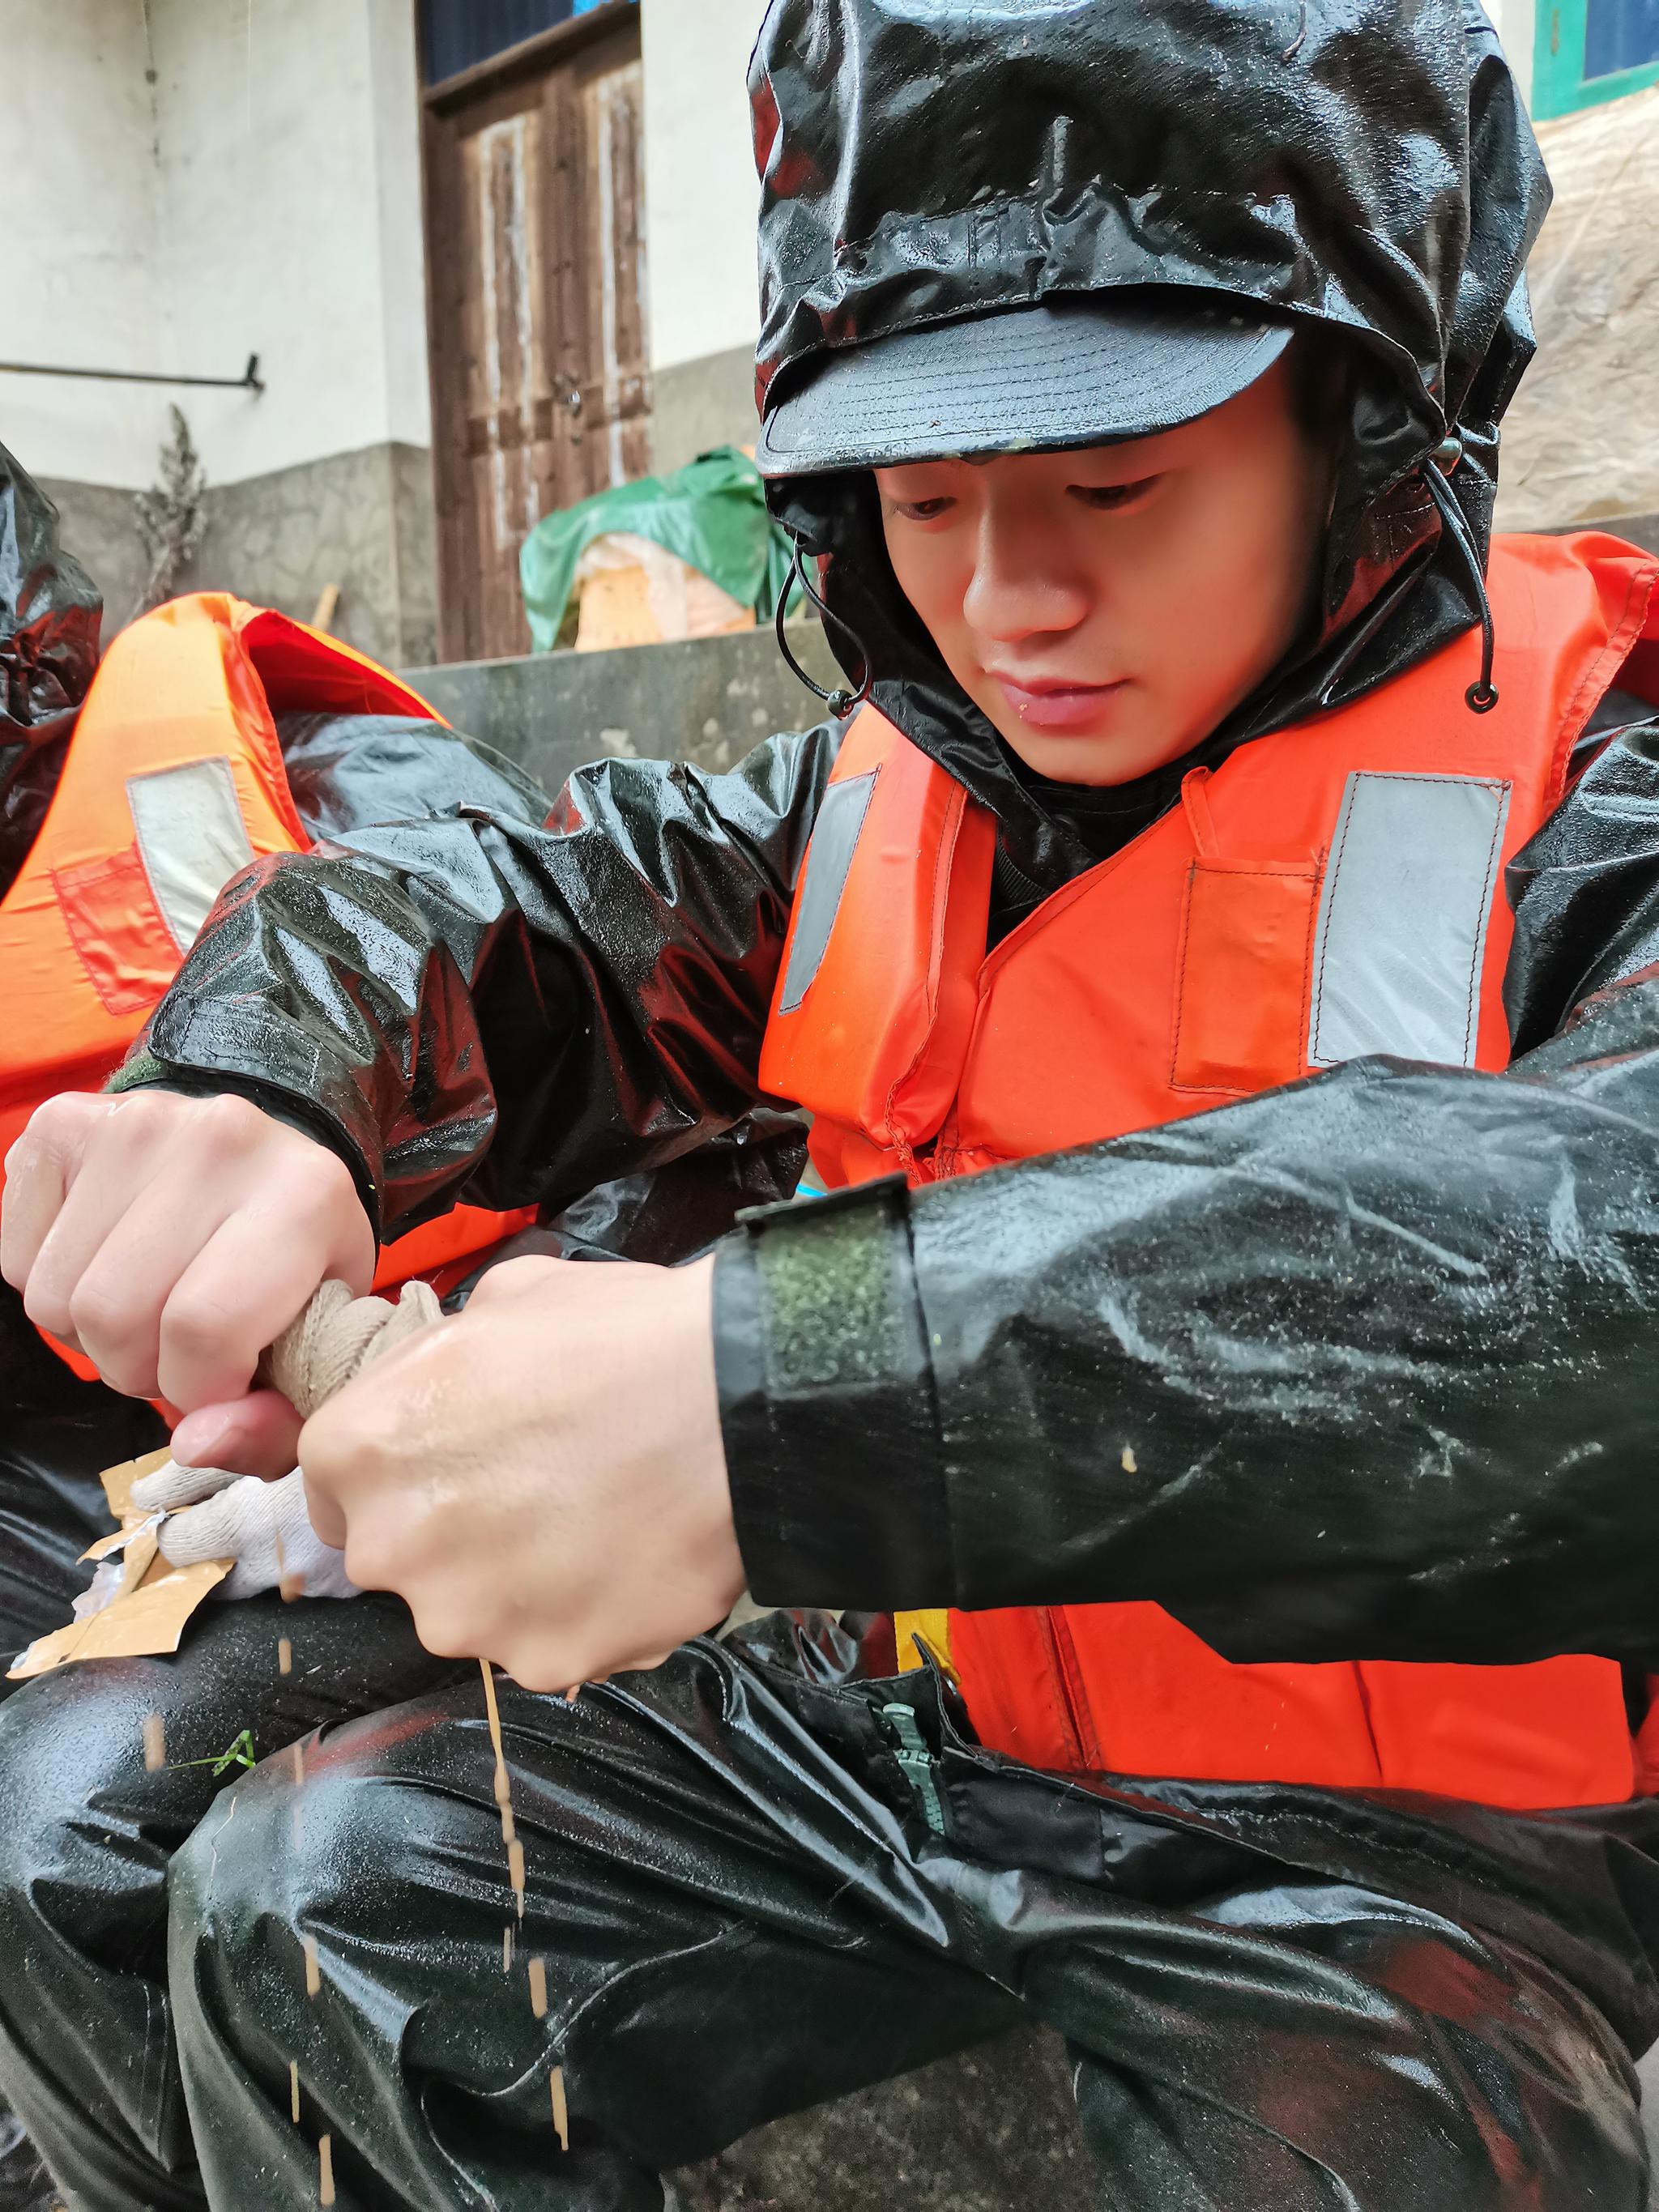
[6,1447,232,1679]
[102,1450,161,1522]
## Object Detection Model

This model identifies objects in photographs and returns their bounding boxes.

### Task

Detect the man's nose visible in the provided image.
[962,517,1093,643]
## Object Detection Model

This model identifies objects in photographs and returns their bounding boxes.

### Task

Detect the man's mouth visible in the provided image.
[989,672,1128,734]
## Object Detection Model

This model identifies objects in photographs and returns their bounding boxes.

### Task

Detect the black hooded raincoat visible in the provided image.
[9,6,1659,2209]
[113,0,1659,1662]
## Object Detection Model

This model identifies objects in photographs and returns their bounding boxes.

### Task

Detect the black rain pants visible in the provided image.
[1,1587,1658,2211]
[0,1281,169,2210]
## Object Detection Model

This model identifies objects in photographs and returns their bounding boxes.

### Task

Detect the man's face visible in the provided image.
[874,356,1334,786]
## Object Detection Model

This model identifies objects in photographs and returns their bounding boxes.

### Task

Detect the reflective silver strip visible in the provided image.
[1307,770,1511,1069]
[778,770,877,1013]
[126,757,256,954]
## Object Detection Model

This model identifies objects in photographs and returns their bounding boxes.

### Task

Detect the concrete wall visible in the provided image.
[33,477,156,639]
[0,0,168,488]
[11,0,778,654]
[143,0,430,488]
[651,345,759,476]
[405,620,842,792]
[640,0,768,467]
[1,0,435,660]
[190,441,439,668]
[1488,0,1537,104]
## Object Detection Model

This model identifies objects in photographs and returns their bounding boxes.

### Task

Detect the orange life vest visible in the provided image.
[761,532,1659,1809]
[0,593,534,1366]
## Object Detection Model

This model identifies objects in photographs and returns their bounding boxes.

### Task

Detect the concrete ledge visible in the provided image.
[651,346,763,477]
[1577,511,1659,556]
[45,442,438,666]
[671,2023,1659,2208]
[191,441,437,670]
[404,622,845,793]
[675,2026,1094,2212]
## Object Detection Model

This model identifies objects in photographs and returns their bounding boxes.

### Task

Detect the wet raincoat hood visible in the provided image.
[751,0,1551,890]
[0,442,100,751]
[0,443,102,901]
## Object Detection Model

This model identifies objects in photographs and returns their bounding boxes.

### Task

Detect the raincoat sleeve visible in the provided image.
[119,727,837,1239]
[718,719,1659,1666]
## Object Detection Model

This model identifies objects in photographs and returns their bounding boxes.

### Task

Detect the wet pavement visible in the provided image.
[676,2023,1659,2209]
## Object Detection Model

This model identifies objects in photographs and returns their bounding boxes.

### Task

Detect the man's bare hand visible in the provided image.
[1,1088,374,1415]
[299,1253,744,1689]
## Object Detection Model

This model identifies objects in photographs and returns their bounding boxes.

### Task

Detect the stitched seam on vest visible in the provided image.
[1170,863,1205,1093]
[1308,780,1362,1063]
[1557,561,1656,806]
[881,783,964,1157]
[777,771,877,1016]
[1348,1663,1385,1786]
[1047,1608,1104,1770]
[1171,860,1317,1096]
[1169,862,1255,1097]
[1309,773,1507,1069]
[1298,841,1324,1064]
[976,820,1153,982]
[49,851,174,1018]
[1007,1609,1091,1772]
[1463,786,1508,1062]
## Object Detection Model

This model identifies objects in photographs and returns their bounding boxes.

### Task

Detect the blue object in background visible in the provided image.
[1584,0,1659,75]
[423,0,635,85]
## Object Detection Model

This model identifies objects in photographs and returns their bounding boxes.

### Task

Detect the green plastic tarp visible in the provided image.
[518,445,798,654]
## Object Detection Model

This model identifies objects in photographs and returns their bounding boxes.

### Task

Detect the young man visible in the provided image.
[6,1,1659,2205]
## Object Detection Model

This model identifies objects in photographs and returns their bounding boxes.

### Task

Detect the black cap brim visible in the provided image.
[756,293,1294,477]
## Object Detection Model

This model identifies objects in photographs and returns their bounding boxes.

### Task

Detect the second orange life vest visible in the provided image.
[760,531,1659,1810]
[0,593,535,1369]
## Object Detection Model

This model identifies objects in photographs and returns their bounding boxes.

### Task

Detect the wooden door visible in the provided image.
[424,4,652,662]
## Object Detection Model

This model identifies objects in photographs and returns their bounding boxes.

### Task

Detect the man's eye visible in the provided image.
[895,497,955,521]
[1070,476,1158,510]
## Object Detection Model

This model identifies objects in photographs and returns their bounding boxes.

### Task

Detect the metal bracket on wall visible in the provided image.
[0,352,263,394]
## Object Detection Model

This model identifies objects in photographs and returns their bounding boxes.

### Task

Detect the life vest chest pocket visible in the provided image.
[50,845,181,1017]
[1171,857,1320,1094]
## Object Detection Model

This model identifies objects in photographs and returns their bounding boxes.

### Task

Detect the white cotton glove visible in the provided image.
[129,1459,361,1601]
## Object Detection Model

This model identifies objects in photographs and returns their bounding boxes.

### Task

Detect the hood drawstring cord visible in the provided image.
[1422,433,1499,714]
[1316,433,1498,718]
[775,541,872,720]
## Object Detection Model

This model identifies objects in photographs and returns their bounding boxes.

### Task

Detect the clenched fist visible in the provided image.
[300,1253,744,1689]
[2,1089,373,1447]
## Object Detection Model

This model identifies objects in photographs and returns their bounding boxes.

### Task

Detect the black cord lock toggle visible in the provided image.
[774,542,873,722]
